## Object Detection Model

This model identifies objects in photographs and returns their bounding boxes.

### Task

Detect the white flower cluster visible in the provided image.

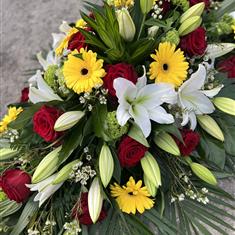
[70,161,96,185]
[83,147,92,161]
[3,129,19,143]
[27,229,40,235]
[63,220,81,235]
[151,0,170,19]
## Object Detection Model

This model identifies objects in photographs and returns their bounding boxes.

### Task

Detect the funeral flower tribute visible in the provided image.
[1,0,235,234]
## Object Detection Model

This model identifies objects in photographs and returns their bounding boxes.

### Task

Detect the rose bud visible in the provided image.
[20,87,29,102]
[197,115,224,142]
[118,136,148,168]
[103,63,138,97]
[33,105,63,142]
[72,192,106,225]
[0,169,31,203]
[179,27,207,57]
[141,152,161,188]
[213,97,235,116]
[116,8,136,42]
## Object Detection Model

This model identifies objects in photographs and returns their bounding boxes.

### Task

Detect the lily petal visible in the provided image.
[129,104,151,137]
[149,106,174,124]
[36,52,49,71]
[201,85,224,98]
[116,100,131,126]
[136,66,147,89]
[179,65,206,92]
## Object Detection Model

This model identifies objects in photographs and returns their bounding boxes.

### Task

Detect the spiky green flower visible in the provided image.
[216,14,234,35]
[44,65,58,90]
[0,191,7,202]
[56,67,70,97]
[107,111,129,140]
[162,29,180,46]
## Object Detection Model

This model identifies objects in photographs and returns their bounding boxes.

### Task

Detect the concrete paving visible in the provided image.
[0,0,234,234]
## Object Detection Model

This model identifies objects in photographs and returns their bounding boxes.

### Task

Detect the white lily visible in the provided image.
[205,43,235,59]
[28,70,63,103]
[113,67,176,137]
[36,50,60,71]
[177,64,223,129]
[26,173,63,207]
[52,21,71,50]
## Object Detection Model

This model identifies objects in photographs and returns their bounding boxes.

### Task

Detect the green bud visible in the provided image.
[116,8,136,42]
[140,0,155,14]
[144,174,157,197]
[32,146,62,183]
[154,132,180,156]
[52,159,80,184]
[99,143,114,187]
[162,29,180,46]
[107,111,129,140]
[180,2,205,23]
[88,177,103,223]
[190,162,217,185]
[44,65,58,90]
[197,115,224,142]
[213,97,235,116]
[0,148,18,161]
[178,16,202,36]
[54,111,85,131]
[141,152,161,188]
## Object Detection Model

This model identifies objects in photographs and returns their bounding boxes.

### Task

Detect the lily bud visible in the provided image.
[116,8,136,42]
[213,97,235,116]
[88,177,103,223]
[54,111,85,131]
[178,16,202,36]
[154,132,180,156]
[148,26,159,38]
[32,146,62,183]
[0,148,18,161]
[180,2,205,23]
[140,0,155,14]
[141,152,161,188]
[52,159,80,184]
[197,115,224,142]
[99,143,114,187]
[144,174,157,197]
[190,162,217,185]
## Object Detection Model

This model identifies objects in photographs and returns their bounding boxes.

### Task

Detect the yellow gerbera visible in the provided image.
[63,48,106,94]
[75,19,87,29]
[110,176,154,214]
[149,42,189,87]
[55,27,78,56]
[109,0,135,8]
[0,107,23,133]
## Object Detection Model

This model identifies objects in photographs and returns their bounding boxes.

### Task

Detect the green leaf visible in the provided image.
[145,18,168,27]
[10,195,38,235]
[91,104,111,141]
[128,123,149,147]
[110,146,121,183]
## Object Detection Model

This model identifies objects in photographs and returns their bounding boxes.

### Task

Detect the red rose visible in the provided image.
[33,105,63,142]
[180,27,207,57]
[103,63,138,97]
[174,129,200,156]
[0,169,31,203]
[20,87,29,102]
[118,136,148,168]
[217,56,235,79]
[72,192,107,225]
[68,31,86,52]
[189,0,210,9]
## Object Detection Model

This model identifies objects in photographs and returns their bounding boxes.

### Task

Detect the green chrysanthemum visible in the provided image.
[162,29,180,46]
[44,65,58,90]
[56,67,70,98]
[107,111,129,140]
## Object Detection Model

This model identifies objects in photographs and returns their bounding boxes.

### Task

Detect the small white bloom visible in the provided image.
[177,64,223,129]
[114,67,176,137]
[26,173,63,207]
[178,194,185,201]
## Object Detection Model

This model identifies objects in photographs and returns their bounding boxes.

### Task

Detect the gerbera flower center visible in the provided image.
[128,190,139,196]
[163,63,169,71]
[81,68,89,75]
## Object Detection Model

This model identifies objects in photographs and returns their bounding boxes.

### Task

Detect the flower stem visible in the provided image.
[137,14,146,40]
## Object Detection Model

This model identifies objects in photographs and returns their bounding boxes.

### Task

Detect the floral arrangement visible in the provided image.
[1,0,235,234]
